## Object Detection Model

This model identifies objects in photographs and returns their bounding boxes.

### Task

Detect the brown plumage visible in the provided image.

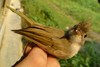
[7,6,91,59]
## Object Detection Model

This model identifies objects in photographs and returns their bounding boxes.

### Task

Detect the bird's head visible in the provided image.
[65,20,91,45]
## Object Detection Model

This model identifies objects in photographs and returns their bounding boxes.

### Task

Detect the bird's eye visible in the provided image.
[84,34,87,38]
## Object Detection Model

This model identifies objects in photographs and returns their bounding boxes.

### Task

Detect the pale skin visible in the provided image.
[15,47,60,67]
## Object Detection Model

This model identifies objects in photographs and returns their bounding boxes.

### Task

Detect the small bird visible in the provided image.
[7,6,91,59]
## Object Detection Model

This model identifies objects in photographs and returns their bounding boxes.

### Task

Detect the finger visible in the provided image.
[15,47,47,67]
[24,42,33,55]
[47,56,60,67]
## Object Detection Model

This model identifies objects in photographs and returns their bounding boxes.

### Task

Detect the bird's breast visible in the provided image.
[68,43,81,58]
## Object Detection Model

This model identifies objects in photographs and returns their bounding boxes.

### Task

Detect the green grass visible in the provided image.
[22,0,100,32]
[21,0,74,29]
[21,0,100,67]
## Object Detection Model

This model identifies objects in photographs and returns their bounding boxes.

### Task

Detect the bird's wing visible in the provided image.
[12,26,56,47]
[12,25,65,48]
[13,27,70,59]
[28,24,65,38]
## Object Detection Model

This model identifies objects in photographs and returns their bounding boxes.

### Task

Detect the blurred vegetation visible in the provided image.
[21,0,100,67]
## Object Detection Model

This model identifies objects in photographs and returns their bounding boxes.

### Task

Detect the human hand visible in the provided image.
[15,47,60,67]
